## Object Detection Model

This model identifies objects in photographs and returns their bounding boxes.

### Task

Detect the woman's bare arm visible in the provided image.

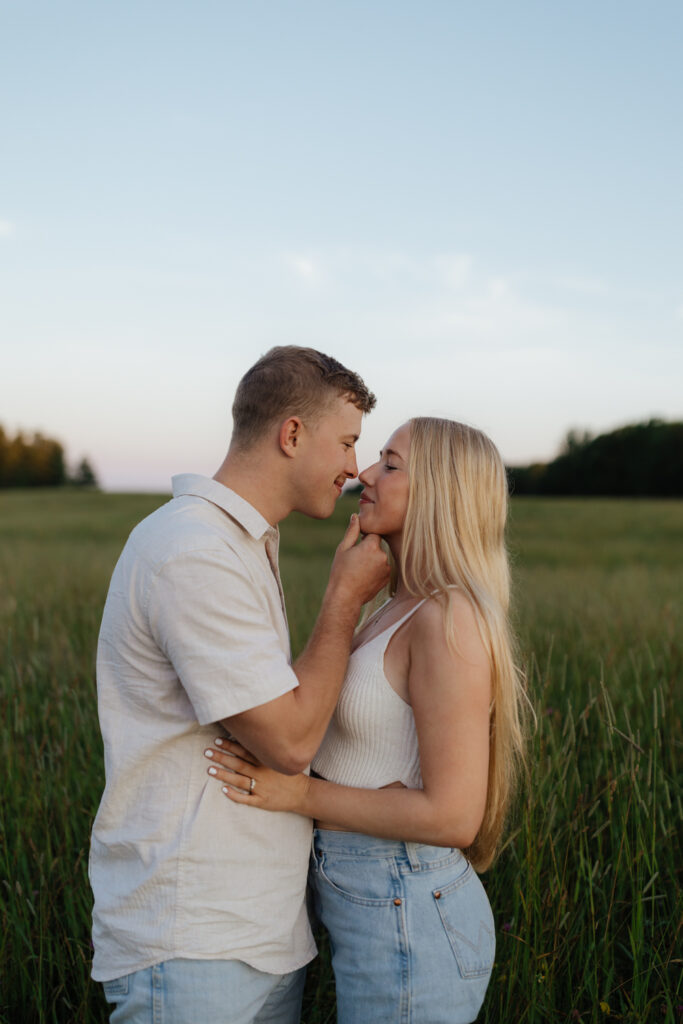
[206,593,491,848]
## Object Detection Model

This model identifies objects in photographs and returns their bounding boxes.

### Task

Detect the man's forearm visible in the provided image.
[220,586,363,774]
[289,583,361,750]
[222,521,389,773]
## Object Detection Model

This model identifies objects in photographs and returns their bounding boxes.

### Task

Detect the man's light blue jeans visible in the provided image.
[101,958,306,1024]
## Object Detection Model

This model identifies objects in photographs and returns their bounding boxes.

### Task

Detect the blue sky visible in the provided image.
[2,0,681,489]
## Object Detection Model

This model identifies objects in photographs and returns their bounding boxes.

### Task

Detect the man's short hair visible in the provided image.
[231,346,376,449]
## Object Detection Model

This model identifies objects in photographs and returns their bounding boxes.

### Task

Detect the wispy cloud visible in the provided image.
[434,254,473,290]
[554,275,609,296]
[275,247,567,350]
[0,219,15,238]
[284,253,322,283]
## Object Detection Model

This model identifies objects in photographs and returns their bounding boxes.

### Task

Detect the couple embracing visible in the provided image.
[90,346,526,1024]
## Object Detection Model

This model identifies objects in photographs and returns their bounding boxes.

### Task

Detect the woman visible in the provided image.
[205,418,527,1024]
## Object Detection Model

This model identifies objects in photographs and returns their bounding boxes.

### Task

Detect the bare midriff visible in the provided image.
[315,779,407,831]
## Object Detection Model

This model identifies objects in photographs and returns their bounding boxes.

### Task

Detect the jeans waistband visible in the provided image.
[311,828,463,871]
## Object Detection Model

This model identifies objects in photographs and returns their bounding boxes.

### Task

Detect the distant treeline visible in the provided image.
[0,426,98,488]
[508,420,682,497]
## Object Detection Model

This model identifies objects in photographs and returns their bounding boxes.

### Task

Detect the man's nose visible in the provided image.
[346,451,358,478]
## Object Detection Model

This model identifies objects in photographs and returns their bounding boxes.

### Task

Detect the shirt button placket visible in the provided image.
[264,530,288,622]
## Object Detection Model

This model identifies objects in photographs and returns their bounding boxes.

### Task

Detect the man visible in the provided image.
[90,346,390,1023]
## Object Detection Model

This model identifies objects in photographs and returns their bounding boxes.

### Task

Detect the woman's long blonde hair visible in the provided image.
[398,417,528,871]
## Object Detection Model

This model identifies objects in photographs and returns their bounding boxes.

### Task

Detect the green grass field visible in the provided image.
[0,490,681,1023]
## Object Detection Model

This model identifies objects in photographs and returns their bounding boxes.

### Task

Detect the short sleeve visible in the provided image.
[147,546,299,725]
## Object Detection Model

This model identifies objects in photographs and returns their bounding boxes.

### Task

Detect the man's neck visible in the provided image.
[213,451,291,526]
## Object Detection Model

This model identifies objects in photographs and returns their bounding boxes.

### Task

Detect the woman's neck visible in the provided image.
[384,534,421,601]
[392,570,414,602]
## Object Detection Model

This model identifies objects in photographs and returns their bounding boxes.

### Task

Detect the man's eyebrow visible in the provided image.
[380,447,405,460]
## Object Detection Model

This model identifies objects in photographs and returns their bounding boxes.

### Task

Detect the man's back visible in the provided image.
[90,476,315,982]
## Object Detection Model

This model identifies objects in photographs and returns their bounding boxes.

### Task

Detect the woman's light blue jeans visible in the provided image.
[309,829,495,1024]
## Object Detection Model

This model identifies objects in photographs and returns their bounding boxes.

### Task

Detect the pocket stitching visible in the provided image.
[433,872,495,979]
[318,854,399,907]
[431,860,473,893]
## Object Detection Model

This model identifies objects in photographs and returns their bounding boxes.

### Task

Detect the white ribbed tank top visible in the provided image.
[312,600,426,789]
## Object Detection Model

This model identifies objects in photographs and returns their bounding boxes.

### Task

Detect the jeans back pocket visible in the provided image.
[433,868,496,979]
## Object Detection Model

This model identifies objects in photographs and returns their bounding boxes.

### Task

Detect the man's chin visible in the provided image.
[297,497,337,520]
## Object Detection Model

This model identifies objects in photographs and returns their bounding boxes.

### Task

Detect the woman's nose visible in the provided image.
[358,462,377,485]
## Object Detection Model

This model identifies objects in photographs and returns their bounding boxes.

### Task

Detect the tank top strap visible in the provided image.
[376,598,427,653]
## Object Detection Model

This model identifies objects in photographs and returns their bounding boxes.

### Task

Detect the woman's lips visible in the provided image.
[359,495,373,504]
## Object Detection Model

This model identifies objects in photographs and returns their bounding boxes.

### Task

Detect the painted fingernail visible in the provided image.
[204,749,214,758]
[222,786,229,794]
[208,766,217,776]
[215,737,224,746]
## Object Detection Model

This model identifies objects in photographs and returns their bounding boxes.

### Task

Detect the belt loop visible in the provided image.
[404,841,421,870]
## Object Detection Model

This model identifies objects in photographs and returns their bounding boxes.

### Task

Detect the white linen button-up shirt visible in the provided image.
[89,474,316,982]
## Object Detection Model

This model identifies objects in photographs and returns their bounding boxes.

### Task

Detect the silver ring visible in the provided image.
[249,777,256,793]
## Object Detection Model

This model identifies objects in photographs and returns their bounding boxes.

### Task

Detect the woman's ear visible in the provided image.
[279,416,303,458]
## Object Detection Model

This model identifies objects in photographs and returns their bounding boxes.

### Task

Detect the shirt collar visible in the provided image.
[171,474,273,540]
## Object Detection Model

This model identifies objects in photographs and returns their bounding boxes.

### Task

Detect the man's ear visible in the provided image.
[279,416,303,459]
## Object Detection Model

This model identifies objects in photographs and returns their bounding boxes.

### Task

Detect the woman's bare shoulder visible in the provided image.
[410,589,488,667]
